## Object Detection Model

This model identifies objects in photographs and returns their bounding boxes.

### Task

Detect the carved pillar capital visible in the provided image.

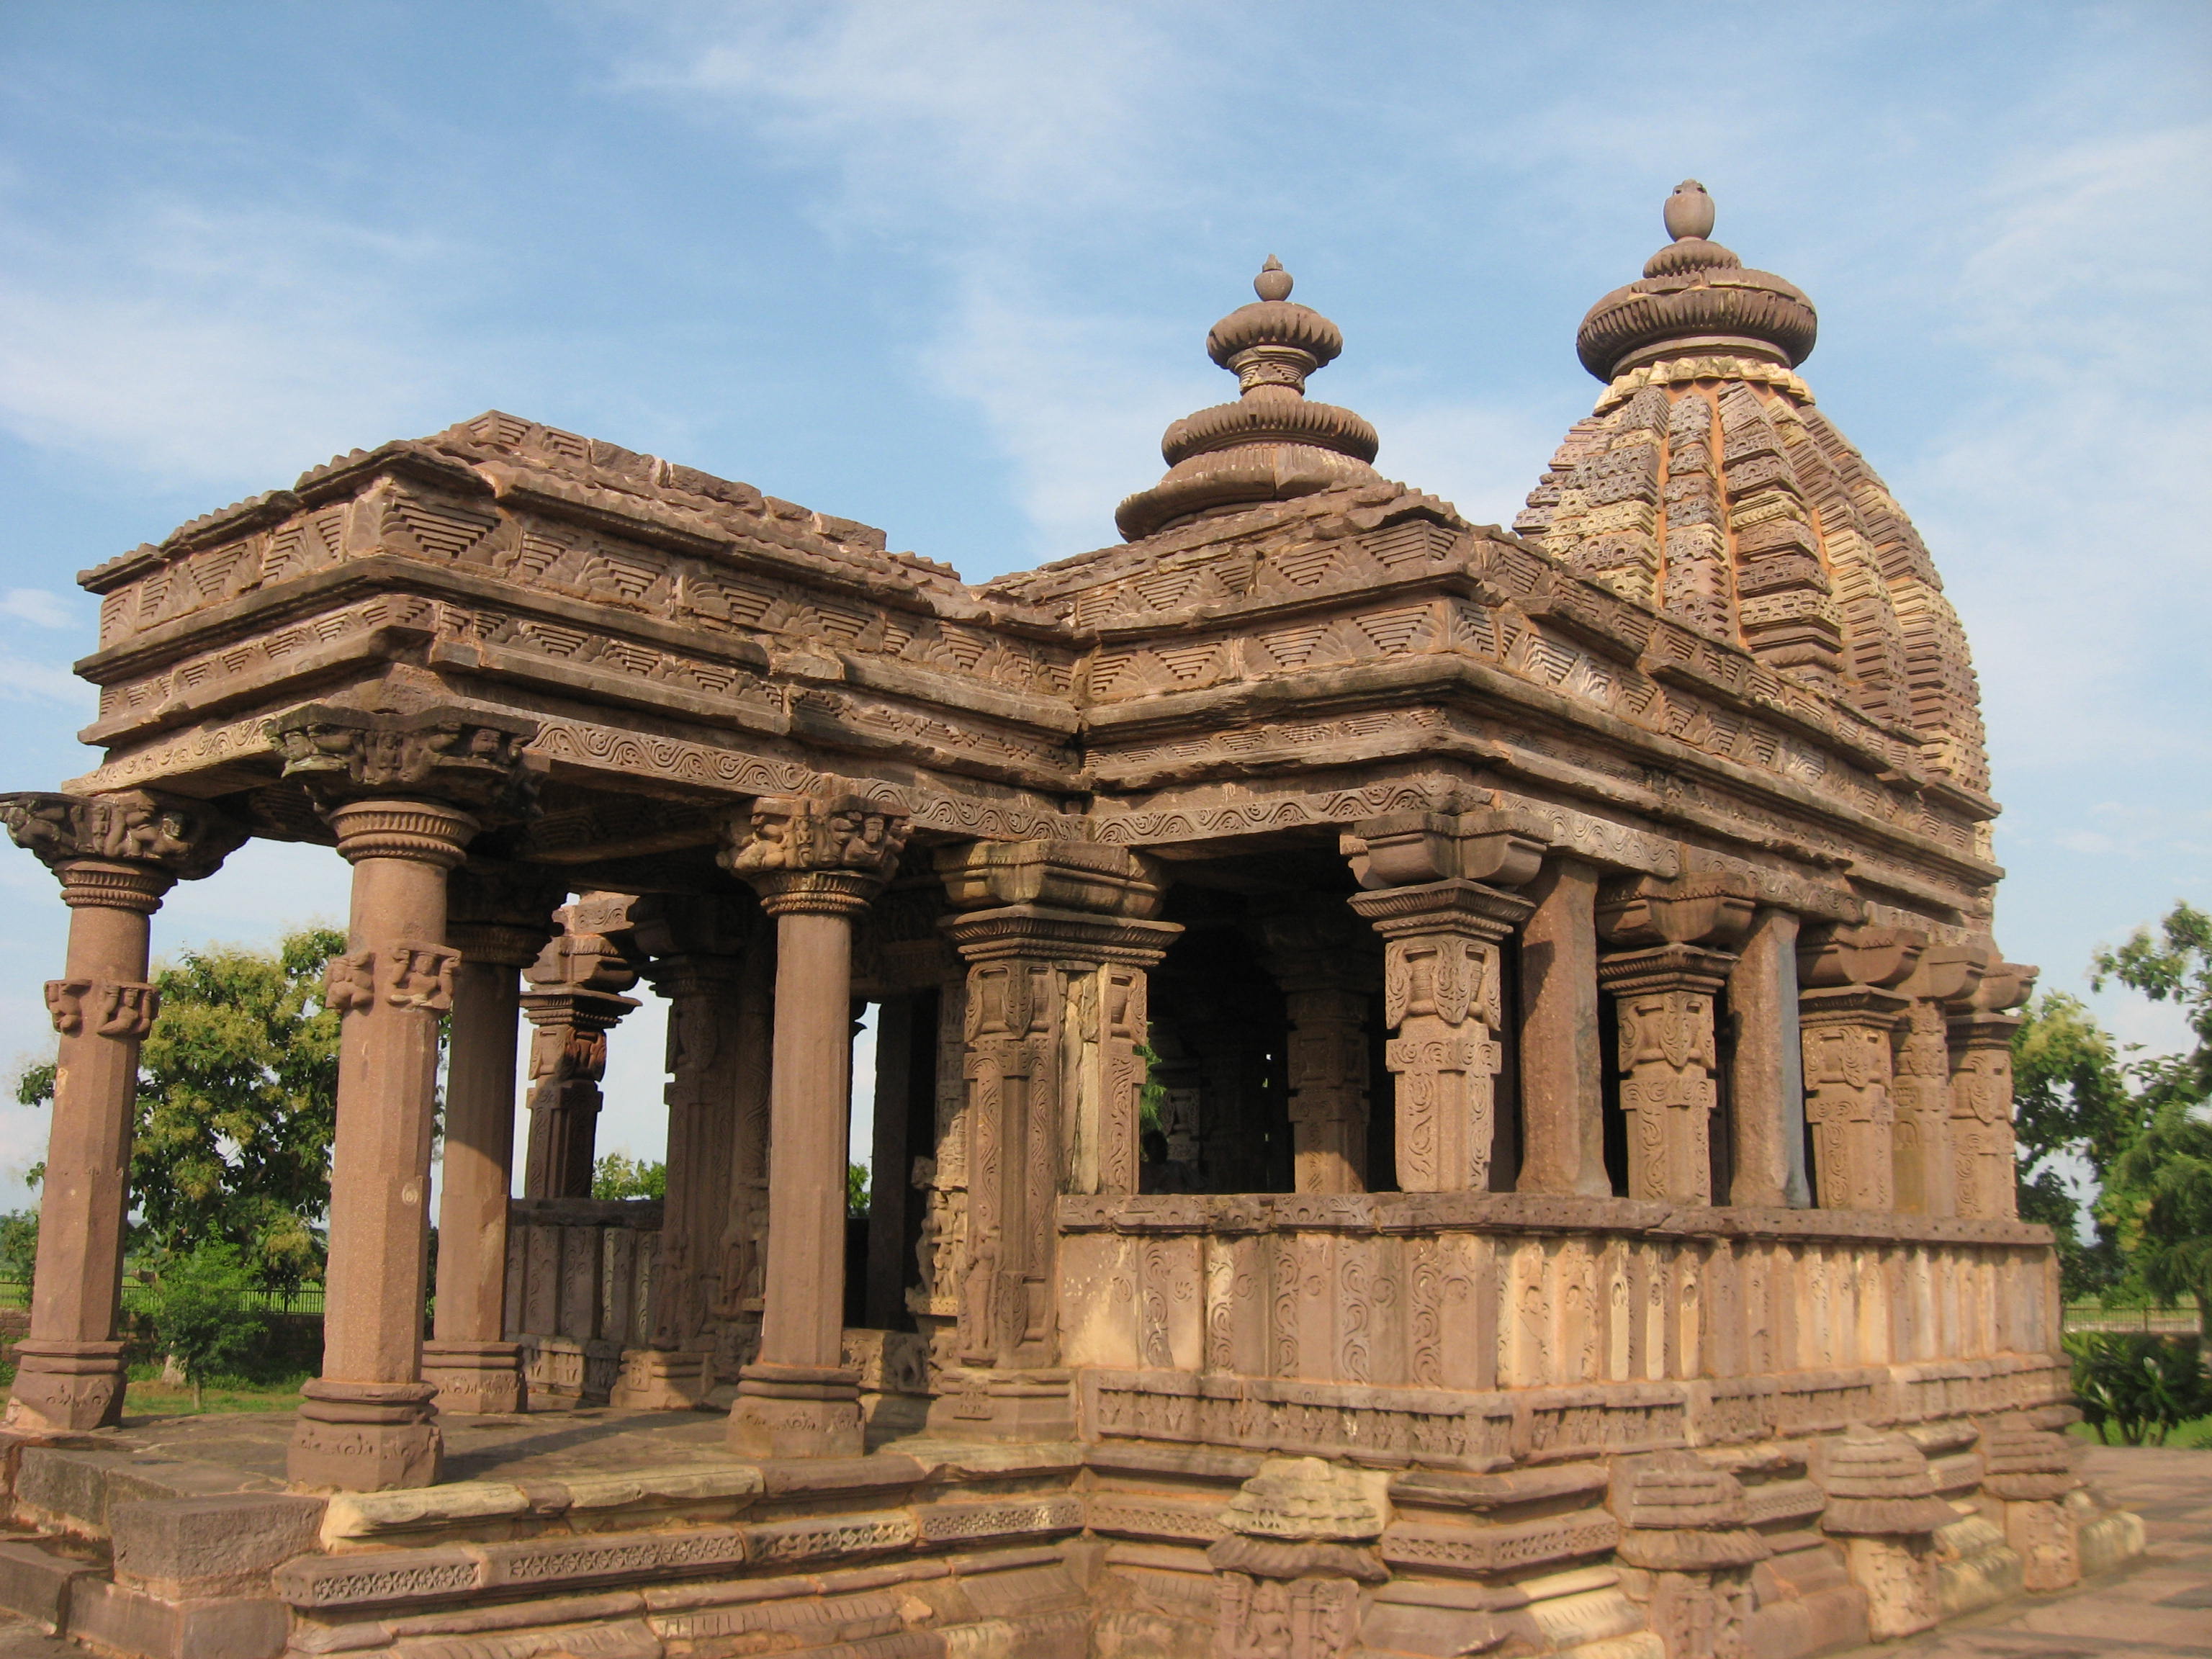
[935,839,1166,917]
[446,864,567,968]
[1797,922,1928,991]
[1341,808,1547,891]
[719,793,908,914]
[326,800,480,870]
[1596,873,1755,950]
[3,789,245,908]
[265,701,539,821]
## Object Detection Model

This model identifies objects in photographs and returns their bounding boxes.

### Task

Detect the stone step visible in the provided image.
[0,1539,99,1636]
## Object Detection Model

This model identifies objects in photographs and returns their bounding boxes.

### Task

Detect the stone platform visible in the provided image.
[0,1401,2157,1659]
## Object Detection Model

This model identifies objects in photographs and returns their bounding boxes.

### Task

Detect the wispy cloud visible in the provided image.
[0,589,73,629]
[0,197,462,490]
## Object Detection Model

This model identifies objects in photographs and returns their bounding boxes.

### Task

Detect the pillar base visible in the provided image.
[287,1380,442,1491]
[726,1363,862,1459]
[611,1348,711,1411]
[421,1341,525,1416]
[6,1339,127,1432]
[925,1368,1076,1442]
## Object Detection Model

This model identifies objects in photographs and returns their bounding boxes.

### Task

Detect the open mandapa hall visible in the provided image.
[0,183,2146,1659]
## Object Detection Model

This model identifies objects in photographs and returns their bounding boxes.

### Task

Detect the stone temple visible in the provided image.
[0,184,2143,1659]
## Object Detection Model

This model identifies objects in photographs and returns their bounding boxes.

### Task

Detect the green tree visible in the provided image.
[14,926,345,1290]
[2011,990,2136,1297]
[148,1240,269,1410]
[847,1162,871,1219]
[591,1154,667,1200]
[0,1210,37,1284]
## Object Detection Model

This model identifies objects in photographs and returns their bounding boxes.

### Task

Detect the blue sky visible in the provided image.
[0,2,2205,1197]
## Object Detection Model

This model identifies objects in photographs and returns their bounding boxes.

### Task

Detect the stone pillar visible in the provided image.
[712,938,776,1375]
[1595,877,1753,1206]
[1726,906,1809,1208]
[423,866,563,1416]
[721,794,907,1458]
[1256,903,1377,1194]
[1516,858,1611,1197]
[519,918,639,1200]
[933,840,1178,1438]
[1344,811,1544,1195]
[1946,960,2036,1222]
[264,698,536,1491]
[1797,925,1926,1212]
[617,893,755,1409]
[0,791,242,1432]
[1888,945,1989,1218]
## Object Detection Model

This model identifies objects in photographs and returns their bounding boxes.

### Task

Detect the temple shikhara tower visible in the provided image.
[0,186,2141,1659]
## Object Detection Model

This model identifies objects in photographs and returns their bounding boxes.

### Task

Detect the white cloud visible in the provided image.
[0,652,90,708]
[0,590,73,629]
[0,197,461,490]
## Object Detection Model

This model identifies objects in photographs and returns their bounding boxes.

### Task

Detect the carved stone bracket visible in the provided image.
[446,863,569,969]
[266,702,540,821]
[1349,878,1534,1192]
[1,788,244,897]
[722,793,909,880]
[1341,807,1547,891]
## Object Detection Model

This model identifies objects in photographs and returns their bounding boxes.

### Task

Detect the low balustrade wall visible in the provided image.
[1059,1194,2067,1470]
[503,1196,662,1406]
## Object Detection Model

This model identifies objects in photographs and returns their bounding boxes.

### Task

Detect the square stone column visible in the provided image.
[519,917,640,1200]
[1596,875,1754,1206]
[265,699,538,1491]
[1946,959,2036,1221]
[1888,945,1990,1218]
[1516,858,1611,1197]
[932,840,1178,1437]
[1725,906,1809,1208]
[721,793,907,1458]
[1797,925,1927,1213]
[0,791,242,1432]
[617,892,757,1409]
[423,866,563,1417]
[1255,902,1380,1194]
[1349,880,1534,1192]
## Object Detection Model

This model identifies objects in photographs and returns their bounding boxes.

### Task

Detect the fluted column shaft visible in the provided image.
[290,800,474,1489]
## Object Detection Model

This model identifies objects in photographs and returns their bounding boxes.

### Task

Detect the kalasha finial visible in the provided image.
[1254,255,1292,302]
[1663,180,1716,242]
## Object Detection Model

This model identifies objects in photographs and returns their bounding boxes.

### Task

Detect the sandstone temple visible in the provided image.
[0,184,2142,1659]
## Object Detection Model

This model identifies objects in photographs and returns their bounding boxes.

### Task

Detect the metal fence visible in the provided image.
[2062,1303,2200,1335]
[0,1280,325,1316]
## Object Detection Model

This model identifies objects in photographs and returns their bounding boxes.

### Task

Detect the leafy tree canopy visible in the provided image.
[15,925,345,1290]
[2014,902,2212,1313]
[591,1154,666,1201]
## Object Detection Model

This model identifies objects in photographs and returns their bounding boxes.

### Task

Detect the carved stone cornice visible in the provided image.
[1596,941,1736,998]
[941,904,1182,968]
[325,801,478,871]
[446,865,568,968]
[264,702,539,820]
[1,789,244,891]
[935,840,1164,918]
[1342,809,1546,891]
[1345,878,1534,943]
